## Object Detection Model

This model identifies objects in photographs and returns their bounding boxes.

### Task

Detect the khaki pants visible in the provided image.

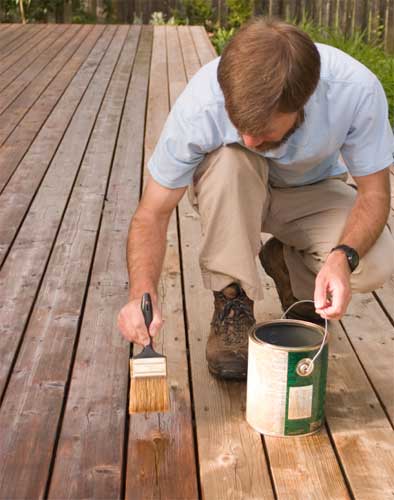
[187,144,394,301]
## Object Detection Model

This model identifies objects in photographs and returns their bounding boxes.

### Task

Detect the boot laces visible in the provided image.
[215,294,255,344]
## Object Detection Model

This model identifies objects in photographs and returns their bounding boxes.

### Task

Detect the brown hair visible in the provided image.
[217,17,321,136]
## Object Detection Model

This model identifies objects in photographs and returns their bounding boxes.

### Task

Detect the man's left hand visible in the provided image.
[314,251,352,320]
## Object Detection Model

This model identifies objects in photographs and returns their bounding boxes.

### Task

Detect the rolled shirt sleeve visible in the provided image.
[340,78,394,176]
[147,97,223,189]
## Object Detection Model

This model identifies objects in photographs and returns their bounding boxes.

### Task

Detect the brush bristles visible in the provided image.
[129,376,170,414]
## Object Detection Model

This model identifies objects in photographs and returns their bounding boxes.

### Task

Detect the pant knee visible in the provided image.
[193,144,269,192]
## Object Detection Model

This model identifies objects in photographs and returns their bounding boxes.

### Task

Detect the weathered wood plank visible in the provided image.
[326,320,394,499]
[0,24,50,74]
[0,25,118,398]
[0,25,130,500]
[0,25,75,113]
[0,24,90,146]
[178,25,276,500]
[125,25,199,500]
[374,169,394,320]
[0,25,59,88]
[340,294,394,424]
[0,24,39,57]
[0,25,106,262]
[49,26,149,500]
[189,25,217,65]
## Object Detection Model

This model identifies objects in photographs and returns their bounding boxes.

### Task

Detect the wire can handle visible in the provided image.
[281,300,328,377]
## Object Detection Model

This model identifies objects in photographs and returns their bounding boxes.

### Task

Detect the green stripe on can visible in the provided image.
[284,344,328,436]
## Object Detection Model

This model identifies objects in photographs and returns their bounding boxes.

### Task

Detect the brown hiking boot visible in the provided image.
[259,237,325,326]
[206,283,255,380]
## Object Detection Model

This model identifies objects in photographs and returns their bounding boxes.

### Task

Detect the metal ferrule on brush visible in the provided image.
[130,345,167,378]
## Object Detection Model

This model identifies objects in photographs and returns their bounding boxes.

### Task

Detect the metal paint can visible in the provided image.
[246,318,329,437]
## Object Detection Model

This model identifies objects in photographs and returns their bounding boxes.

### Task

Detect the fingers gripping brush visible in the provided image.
[129,293,170,414]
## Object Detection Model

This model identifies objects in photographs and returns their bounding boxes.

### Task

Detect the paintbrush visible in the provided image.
[129,293,170,414]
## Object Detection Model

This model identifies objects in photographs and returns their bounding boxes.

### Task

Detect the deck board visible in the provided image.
[125,25,199,500]
[0,23,393,500]
[0,25,50,74]
[0,25,60,93]
[0,25,92,145]
[0,24,42,58]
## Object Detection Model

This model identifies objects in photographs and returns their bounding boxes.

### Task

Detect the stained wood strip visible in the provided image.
[0,24,49,71]
[374,169,394,319]
[189,25,217,65]
[326,320,394,498]
[0,24,35,56]
[48,27,148,499]
[0,25,105,203]
[0,24,11,34]
[0,25,132,500]
[340,294,394,424]
[0,25,75,113]
[178,25,276,499]
[0,25,90,146]
[0,25,56,89]
[125,25,198,500]
[0,25,119,399]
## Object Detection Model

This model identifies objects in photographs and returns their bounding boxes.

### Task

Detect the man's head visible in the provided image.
[217,17,320,150]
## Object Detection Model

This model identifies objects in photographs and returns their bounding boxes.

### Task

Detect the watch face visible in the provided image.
[332,245,359,271]
[350,250,359,271]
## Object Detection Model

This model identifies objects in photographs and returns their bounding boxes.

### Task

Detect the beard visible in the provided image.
[248,109,305,153]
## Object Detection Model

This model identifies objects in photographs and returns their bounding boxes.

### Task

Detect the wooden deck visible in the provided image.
[0,23,393,500]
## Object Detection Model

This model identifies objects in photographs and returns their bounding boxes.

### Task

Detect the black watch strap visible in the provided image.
[330,244,360,272]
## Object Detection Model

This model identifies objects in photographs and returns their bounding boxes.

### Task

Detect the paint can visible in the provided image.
[246,301,329,437]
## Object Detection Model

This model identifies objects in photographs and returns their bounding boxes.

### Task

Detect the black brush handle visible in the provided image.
[141,293,155,353]
[133,293,163,359]
[141,293,153,330]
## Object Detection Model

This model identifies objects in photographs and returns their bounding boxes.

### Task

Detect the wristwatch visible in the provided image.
[330,245,360,272]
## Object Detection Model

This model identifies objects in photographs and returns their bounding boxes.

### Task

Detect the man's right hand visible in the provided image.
[117,297,163,346]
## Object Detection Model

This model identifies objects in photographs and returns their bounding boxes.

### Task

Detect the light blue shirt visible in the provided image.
[148,43,394,188]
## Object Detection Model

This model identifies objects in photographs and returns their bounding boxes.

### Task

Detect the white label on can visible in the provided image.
[288,385,313,420]
[246,342,289,435]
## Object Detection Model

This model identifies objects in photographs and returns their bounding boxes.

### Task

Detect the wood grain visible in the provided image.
[0,24,50,75]
[0,25,106,262]
[0,25,130,500]
[125,25,199,500]
[0,25,118,399]
[0,24,42,60]
[0,24,60,93]
[0,24,73,112]
[341,294,394,424]
[0,24,90,146]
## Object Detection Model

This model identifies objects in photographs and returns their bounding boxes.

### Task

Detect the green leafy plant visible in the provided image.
[298,19,394,125]
[150,11,166,25]
[172,0,213,27]
[211,26,235,53]
[226,0,253,29]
